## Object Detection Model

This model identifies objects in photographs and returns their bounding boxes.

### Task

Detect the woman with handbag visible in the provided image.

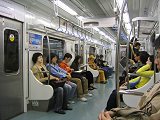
[46,53,77,104]
[31,53,71,114]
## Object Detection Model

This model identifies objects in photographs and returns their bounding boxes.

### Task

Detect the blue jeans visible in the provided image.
[54,87,63,111]
[63,83,71,102]
[66,81,77,99]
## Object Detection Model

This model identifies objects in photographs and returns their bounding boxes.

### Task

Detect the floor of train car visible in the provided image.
[12,74,115,120]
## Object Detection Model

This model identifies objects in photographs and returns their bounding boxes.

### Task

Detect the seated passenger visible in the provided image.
[98,50,160,120]
[46,53,77,103]
[59,53,88,102]
[122,55,154,89]
[94,54,100,66]
[88,55,107,83]
[130,51,148,73]
[31,53,70,114]
[119,51,149,85]
[71,55,96,90]
[99,54,113,78]
[105,55,155,111]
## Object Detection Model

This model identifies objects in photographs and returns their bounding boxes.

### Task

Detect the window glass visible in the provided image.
[4,29,19,73]
[43,36,64,61]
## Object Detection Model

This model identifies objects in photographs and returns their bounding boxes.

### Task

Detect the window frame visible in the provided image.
[3,27,20,75]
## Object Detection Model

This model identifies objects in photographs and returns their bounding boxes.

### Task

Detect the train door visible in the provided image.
[0,17,23,120]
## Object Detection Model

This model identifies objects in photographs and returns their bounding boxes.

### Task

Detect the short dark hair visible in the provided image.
[134,42,141,47]
[100,54,103,58]
[139,51,149,64]
[46,53,58,63]
[131,37,138,42]
[32,52,43,63]
[63,53,72,60]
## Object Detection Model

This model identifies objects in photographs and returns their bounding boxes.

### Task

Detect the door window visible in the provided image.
[4,29,19,73]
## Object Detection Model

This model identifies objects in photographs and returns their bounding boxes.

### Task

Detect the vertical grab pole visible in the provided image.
[126,23,134,89]
[46,28,51,85]
[116,0,127,107]
[153,48,156,83]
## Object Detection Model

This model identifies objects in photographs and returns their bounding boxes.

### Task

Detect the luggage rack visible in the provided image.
[132,17,158,39]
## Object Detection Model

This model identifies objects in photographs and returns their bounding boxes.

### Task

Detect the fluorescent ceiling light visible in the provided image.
[51,23,55,28]
[99,31,105,36]
[95,29,116,43]
[55,1,78,16]
[7,7,14,11]
[77,16,84,20]
[25,14,35,19]
[37,19,50,27]
[116,0,128,11]
[93,27,100,32]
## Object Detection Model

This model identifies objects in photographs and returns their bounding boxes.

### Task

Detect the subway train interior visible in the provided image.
[0,0,160,120]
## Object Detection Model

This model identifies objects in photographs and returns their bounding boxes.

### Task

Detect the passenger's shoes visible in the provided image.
[89,86,97,90]
[88,87,94,90]
[79,97,87,102]
[63,106,73,110]
[100,81,107,84]
[87,93,93,97]
[91,86,97,89]
[55,109,66,114]
[85,93,93,97]
[68,100,75,104]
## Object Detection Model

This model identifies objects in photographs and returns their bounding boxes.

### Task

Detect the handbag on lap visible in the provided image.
[48,78,66,89]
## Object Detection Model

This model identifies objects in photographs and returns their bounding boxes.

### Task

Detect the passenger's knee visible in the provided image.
[57,87,63,94]
[72,83,77,89]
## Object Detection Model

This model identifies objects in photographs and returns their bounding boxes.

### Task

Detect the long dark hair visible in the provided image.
[71,55,82,71]
[73,55,82,65]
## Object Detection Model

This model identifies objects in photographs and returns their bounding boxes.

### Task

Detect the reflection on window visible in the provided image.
[89,46,96,56]
[4,29,19,73]
[43,36,64,61]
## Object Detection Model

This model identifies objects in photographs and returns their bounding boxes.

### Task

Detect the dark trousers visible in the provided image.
[105,89,123,111]
[81,71,94,88]
[71,71,94,88]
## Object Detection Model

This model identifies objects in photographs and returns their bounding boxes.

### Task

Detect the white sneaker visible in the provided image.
[80,97,87,102]
[87,93,93,97]
[68,100,75,104]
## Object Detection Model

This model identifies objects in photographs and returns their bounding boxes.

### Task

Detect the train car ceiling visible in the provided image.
[12,0,159,45]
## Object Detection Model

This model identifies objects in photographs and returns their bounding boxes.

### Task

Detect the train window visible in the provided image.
[4,29,19,73]
[75,44,78,56]
[89,46,96,55]
[43,36,64,61]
